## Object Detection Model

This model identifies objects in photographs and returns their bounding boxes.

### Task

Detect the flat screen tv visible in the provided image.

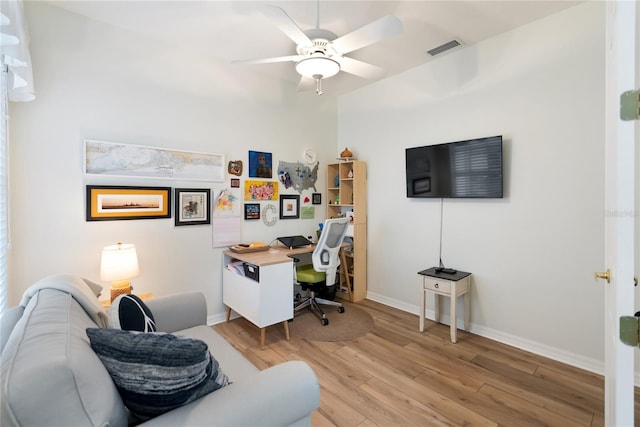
[406,135,503,198]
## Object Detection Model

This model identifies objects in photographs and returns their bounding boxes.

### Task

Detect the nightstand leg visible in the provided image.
[226,306,231,322]
[450,294,457,343]
[419,288,425,332]
[464,291,470,331]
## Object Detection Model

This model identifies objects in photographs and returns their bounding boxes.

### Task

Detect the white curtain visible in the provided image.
[1,0,35,101]
[0,0,34,313]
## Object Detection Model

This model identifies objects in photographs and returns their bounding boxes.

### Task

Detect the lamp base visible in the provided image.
[110,284,132,302]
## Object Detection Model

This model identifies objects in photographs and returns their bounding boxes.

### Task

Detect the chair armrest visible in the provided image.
[142,361,320,427]
[144,292,207,333]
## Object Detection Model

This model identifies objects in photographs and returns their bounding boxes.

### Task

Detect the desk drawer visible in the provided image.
[423,277,451,294]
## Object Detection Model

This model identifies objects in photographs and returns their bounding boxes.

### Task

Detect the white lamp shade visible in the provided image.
[295,55,340,79]
[100,243,139,283]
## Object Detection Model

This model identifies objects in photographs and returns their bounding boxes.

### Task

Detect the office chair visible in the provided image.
[294,217,350,326]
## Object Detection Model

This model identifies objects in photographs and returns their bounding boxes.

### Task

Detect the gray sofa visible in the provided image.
[0,274,320,426]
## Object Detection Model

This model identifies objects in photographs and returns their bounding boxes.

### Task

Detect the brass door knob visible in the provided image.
[594,269,611,283]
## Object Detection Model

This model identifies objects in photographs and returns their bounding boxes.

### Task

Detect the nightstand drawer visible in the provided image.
[423,277,451,294]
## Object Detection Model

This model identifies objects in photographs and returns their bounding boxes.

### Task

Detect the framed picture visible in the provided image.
[174,188,211,226]
[244,180,278,201]
[312,193,322,205]
[248,151,272,178]
[230,178,240,188]
[86,185,171,221]
[279,194,299,219]
[244,203,261,220]
[84,140,224,182]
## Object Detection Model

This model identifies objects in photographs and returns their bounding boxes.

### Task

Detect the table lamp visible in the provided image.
[100,242,139,302]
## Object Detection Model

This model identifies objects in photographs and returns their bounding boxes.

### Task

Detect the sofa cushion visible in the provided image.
[86,328,230,420]
[1,289,128,427]
[109,294,156,332]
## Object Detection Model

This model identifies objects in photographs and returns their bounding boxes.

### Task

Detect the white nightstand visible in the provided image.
[418,268,471,343]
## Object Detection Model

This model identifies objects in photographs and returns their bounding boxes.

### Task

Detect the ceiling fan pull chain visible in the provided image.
[315,77,323,95]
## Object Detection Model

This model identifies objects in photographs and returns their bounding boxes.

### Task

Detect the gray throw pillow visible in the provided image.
[86,328,230,420]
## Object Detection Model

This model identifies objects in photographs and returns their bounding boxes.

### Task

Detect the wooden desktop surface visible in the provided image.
[223,244,315,266]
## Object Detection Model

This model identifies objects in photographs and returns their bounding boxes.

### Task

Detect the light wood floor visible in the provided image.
[213,299,639,426]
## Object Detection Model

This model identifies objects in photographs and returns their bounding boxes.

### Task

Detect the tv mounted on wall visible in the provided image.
[406,135,503,198]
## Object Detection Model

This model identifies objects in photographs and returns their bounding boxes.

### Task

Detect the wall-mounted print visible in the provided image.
[244,203,261,220]
[244,180,278,201]
[248,151,272,178]
[84,140,224,182]
[300,206,314,219]
[279,194,300,219]
[175,188,211,226]
[86,185,171,221]
[277,160,318,193]
[230,178,240,188]
[312,193,322,205]
[228,160,242,176]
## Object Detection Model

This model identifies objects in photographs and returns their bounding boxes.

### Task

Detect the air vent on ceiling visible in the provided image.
[427,40,461,56]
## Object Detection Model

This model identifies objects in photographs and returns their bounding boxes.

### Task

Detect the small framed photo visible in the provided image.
[86,185,171,221]
[230,178,240,188]
[244,203,261,220]
[174,188,211,226]
[279,194,300,219]
[312,193,322,205]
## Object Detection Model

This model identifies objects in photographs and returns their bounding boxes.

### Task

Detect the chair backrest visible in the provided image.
[312,217,350,285]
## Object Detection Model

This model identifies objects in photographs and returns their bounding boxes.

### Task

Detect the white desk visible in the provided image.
[418,267,471,343]
[222,245,315,349]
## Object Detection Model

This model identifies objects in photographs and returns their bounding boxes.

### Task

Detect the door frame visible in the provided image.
[603,1,637,425]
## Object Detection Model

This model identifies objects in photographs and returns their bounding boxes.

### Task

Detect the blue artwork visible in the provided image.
[248,151,272,178]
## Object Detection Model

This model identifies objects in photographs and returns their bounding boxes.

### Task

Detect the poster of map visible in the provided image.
[277,160,318,193]
[84,140,225,182]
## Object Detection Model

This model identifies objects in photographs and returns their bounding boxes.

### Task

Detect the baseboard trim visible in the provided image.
[366,291,606,379]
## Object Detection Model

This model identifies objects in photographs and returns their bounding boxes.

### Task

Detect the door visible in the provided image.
[602,1,638,425]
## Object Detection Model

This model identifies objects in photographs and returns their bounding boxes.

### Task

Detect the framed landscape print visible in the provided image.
[86,186,171,221]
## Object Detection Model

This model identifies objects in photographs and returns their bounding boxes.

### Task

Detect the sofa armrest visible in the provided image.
[144,292,207,333]
[1,306,24,355]
[142,361,320,427]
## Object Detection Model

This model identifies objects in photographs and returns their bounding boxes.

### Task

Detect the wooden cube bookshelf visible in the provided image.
[327,160,366,302]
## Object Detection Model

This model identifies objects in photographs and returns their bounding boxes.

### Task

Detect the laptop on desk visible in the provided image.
[276,235,313,249]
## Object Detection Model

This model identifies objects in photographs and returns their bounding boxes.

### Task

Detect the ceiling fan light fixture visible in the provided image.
[295,55,340,79]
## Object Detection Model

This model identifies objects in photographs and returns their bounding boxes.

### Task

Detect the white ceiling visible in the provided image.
[45,0,581,96]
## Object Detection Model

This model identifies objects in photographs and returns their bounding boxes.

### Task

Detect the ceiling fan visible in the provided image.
[234,3,403,95]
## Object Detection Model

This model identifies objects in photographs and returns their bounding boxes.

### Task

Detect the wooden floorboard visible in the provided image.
[213,299,638,426]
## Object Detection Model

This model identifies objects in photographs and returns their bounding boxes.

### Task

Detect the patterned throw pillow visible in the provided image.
[109,294,156,332]
[86,328,231,420]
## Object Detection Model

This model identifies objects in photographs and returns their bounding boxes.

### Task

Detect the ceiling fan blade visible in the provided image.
[337,56,386,80]
[233,55,302,65]
[261,5,312,47]
[332,15,403,55]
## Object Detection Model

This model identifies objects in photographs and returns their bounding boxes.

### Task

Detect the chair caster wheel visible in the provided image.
[338,307,345,313]
[321,318,329,326]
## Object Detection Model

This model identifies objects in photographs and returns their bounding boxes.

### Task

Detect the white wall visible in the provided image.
[338,2,606,371]
[8,2,337,320]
